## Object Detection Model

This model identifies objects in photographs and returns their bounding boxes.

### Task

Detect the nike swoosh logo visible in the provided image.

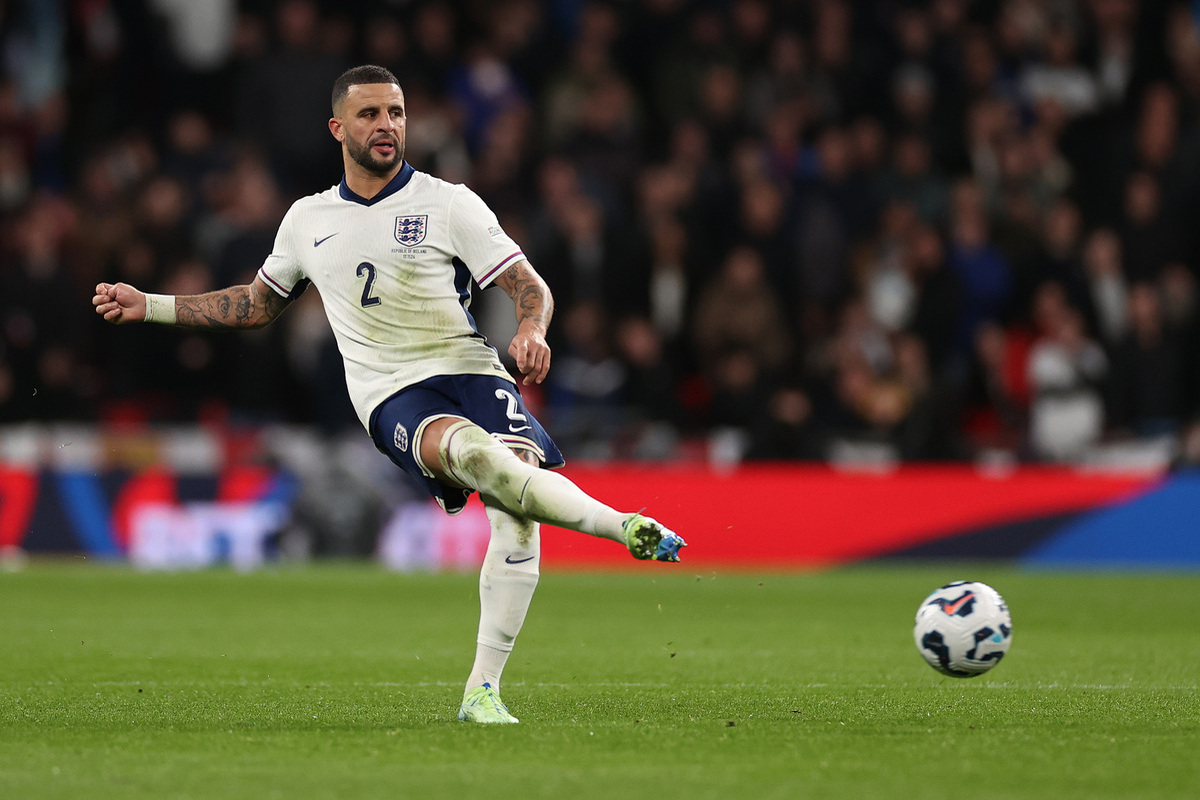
[504,555,536,564]
[942,592,975,615]
[508,424,532,433]
[313,233,339,247]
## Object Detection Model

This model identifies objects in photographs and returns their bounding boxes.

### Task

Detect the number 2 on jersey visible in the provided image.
[356,262,381,307]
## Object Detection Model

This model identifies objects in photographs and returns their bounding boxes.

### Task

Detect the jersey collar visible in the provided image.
[338,161,415,206]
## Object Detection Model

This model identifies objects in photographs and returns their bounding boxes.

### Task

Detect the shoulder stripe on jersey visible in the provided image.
[478,251,525,286]
[259,269,292,297]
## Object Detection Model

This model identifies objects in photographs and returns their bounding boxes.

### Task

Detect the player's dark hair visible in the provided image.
[332,65,400,113]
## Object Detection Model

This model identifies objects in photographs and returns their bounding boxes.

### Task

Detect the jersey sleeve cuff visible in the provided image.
[258,268,294,297]
[476,251,525,288]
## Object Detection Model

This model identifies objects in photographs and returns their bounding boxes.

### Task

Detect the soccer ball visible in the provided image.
[913,580,1013,677]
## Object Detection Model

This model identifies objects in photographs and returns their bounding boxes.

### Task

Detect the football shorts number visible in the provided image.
[495,388,532,433]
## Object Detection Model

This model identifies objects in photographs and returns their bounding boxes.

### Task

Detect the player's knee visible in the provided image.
[421,417,466,483]
[438,421,532,508]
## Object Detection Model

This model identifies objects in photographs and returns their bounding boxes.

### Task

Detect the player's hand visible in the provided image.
[93,282,146,325]
[509,323,550,385]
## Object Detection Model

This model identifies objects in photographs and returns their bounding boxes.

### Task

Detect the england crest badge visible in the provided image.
[395,215,428,247]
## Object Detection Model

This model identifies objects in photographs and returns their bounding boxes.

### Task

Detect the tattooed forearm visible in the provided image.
[176,286,254,328]
[497,261,553,332]
[174,279,291,329]
[258,283,292,321]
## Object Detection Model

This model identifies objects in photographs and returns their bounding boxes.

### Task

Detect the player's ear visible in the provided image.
[329,117,344,142]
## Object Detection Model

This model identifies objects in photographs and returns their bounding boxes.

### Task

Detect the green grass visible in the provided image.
[1,562,1197,799]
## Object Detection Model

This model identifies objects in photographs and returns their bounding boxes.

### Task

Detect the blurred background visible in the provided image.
[2,0,1200,569]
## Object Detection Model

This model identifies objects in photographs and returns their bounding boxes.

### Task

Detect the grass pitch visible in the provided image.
[1,561,1197,799]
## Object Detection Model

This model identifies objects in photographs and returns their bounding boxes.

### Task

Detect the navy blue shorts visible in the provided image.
[368,373,564,514]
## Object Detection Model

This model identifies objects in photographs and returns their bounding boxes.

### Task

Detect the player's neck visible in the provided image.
[343,162,405,200]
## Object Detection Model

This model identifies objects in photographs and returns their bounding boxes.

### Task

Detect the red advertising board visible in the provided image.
[0,461,1157,569]
[538,464,1154,568]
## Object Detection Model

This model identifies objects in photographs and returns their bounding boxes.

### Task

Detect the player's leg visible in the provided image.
[458,458,539,724]
[418,416,685,561]
[469,503,538,693]
[364,382,674,722]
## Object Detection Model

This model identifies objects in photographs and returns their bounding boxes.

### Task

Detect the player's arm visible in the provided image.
[93,276,293,329]
[492,259,553,385]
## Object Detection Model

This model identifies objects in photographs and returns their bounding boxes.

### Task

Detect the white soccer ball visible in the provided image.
[913,580,1013,677]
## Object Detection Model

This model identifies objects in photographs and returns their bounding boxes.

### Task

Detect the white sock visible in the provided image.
[440,421,628,542]
[466,505,540,693]
[467,643,511,694]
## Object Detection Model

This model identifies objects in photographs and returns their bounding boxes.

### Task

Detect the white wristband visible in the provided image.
[143,293,177,325]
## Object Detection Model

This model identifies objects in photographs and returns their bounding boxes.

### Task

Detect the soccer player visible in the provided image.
[93,65,685,724]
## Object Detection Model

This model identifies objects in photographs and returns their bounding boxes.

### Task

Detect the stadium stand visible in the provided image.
[4,0,1200,471]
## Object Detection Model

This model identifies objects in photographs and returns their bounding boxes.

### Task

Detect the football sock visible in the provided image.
[439,421,627,542]
[466,644,511,694]
[466,505,540,693]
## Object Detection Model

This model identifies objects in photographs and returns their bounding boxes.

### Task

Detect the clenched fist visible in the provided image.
[93,282,146,324]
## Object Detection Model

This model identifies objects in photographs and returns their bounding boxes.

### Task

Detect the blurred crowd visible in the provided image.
[5,0,1200,466]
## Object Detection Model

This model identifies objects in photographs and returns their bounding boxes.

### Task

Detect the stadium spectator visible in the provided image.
[613,315,682,434]
[790,125,857,306]
[817,295,927,451]
[1107,282,1187,437]
[2,195,88,420]
[232,0,351,193]
[743,381,824,461]
[1027,292,1108,462]
[1030,200,1090,326]
[636,216,691,344]
[530,191,626,317]
[1079,227,1129,347]
[742,30,806,133]
[448,39,530,157]
[1018,22,1100,120]
[1118,170,1182,283]
[880,130,949,226]
[691,245,792,388]
[540,2,623,150]
[961,320,1031,455]
[945,184,1015,362]
[543,299,627,451]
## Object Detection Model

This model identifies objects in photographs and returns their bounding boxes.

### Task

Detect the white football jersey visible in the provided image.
[258,163,525,429]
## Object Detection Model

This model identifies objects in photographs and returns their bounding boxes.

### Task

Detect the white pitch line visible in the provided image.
[18,680,1196,691]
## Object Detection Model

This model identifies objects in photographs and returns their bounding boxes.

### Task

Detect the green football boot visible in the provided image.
[623,514,687,562]
[457,683,519,724]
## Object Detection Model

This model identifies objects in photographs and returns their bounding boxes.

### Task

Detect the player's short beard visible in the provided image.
[346,134,404,176]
